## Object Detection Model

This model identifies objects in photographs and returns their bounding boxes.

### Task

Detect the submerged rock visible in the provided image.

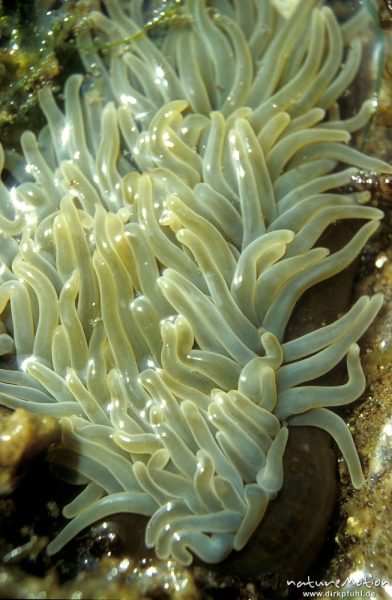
[0,408,60,495]
[321,228,392,595]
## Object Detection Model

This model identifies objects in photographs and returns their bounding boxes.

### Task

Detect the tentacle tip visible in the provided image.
[372,293,384,309]
[352,472,365,490]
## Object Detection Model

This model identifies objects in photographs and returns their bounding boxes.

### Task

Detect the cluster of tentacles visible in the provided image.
[0,0,389,564]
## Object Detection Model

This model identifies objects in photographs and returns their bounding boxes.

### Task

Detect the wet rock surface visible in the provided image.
[0,408,60,495]
[320,219,392,597]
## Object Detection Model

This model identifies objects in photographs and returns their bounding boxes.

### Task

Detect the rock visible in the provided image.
[0,408,61,495]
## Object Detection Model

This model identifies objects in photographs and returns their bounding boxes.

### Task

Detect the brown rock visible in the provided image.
[0,408,61,495]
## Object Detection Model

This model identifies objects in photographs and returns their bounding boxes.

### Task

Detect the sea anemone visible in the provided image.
[0,0,390,566]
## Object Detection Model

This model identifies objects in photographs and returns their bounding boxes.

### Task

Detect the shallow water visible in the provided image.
[0,1,392,598]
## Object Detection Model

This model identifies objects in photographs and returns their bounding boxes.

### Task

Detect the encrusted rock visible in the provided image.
[0,408,61,495]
